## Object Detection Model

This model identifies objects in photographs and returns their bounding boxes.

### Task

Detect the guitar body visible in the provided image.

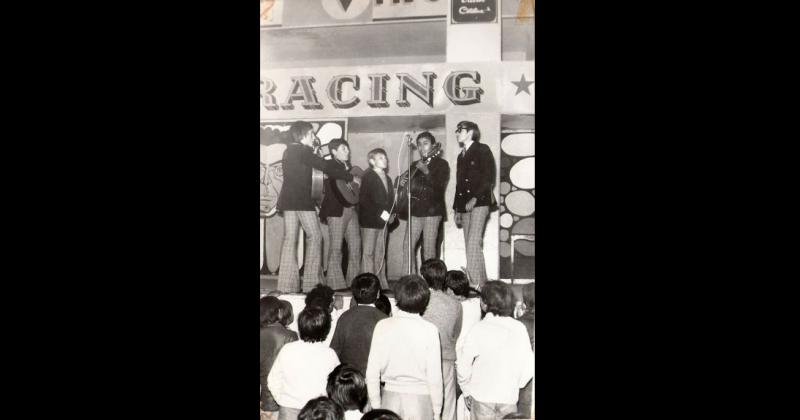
[334,166,365,205]
[311,167,325,207]
[394,143,443,216]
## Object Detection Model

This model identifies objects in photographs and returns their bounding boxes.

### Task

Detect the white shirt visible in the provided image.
[460,139,474,156]
[456,313,534,405]
[455,297,482,353]
[366,309,443,417]
[267,340,340,409]
[344,410,362,420]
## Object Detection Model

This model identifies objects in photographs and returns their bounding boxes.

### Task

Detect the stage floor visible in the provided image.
[260,274,532,299]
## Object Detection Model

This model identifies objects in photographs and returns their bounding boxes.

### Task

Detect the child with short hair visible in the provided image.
[278,300,295,328]
[360,409,401,420]
[330,273,388,375]
[366,274,443,420]
[358,148,395,288]
[269,306,341,420]
[261,297,299,415]
[420,259,462,420]
[298,397,344,420]
[327,364,369,420]
[456,281,534,420]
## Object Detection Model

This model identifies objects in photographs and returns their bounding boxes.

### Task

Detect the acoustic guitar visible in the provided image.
[334,166,365,205]
[394,142,443,216]
[310,142,326,207]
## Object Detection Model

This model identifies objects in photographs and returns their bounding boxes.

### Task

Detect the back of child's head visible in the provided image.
[278,300,294,327]
[298,396,344,420]
[419,258,447,291]
[326,364,368,412]
[351,273,380,305]
[522,282,535,310]
[375,293,392,317]
[360,409,402,420]
[306,283,335,313]
[260,296,281,328]
[480,280,516,317]
[298,305,331,343]
[445,270,471,298]
[394,275,430,314]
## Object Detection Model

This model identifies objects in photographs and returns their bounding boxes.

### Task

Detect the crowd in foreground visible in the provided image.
[260,259,535,420]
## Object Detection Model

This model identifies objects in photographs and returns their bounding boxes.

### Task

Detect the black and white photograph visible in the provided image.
[260,1,535,419]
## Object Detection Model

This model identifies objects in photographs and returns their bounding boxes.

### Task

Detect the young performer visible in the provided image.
[358,148,395,289]
[318,139,361,290]
[398,131,450,274]
[452,121,496,288]
[276,121,360,293]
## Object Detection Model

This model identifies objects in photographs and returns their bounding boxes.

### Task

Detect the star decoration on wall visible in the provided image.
[511,74,534,95]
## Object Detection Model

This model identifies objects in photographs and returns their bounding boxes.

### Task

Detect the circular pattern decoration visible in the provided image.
[500,229,509,241]
[500,181,511,195]
[500,133,535,157]
[499,242,512,258]
[316,122,344,145]
[509,157,535,189]
[505,190,536,217]
[500,213,513,228]
[514,216,520,221]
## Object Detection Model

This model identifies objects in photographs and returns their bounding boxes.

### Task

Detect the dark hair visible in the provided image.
[457,120,481,142]
[420,259,447,291]
[446,270,471,298]
[298,397,344,420]
[278,300,294,327]
[416,131,436,145]
[481,281,516,317]
[375,293,392,317]
[522,282,535,310]
[360,409,402,420]
[306,284,335,312]
[289,121,314,143]
[367,148,387,167]
[326,364,368,412]
[298,305,332,343]
[260,296,281,327]
[328,138,349,152]
[393,275,430,314]
[351,273,380,305]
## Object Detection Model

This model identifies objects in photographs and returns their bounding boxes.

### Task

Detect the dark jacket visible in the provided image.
[453,142,496,212]
[398,156,450,220]
[358,169,395,229]
[319,159,355,221]
[276,143,353,212]
[260,324,298,411]
[329,305,388,375]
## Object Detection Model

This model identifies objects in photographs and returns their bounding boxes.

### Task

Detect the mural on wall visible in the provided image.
[498,128,534,280]
[260,119,348,275]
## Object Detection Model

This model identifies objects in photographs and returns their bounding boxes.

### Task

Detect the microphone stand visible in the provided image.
[407,134,414,275]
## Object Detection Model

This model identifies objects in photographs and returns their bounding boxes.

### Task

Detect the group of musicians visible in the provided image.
[269,120,496,293]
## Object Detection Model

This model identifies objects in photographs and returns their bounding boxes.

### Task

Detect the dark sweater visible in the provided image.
[276,143,353,211]
[260,324,298,410]
[328,305,388,375]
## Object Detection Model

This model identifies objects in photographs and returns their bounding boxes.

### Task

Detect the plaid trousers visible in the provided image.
[325,207,361,290]
[361,227,389,289]
[461,206,490,287]
[402,215,443,274]
[277,210,324,293]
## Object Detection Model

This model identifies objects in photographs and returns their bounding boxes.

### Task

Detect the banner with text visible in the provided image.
[372,0,447,21]
[260,62,525,119]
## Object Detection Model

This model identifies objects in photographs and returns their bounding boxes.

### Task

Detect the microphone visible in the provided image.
[404,132,417,149]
